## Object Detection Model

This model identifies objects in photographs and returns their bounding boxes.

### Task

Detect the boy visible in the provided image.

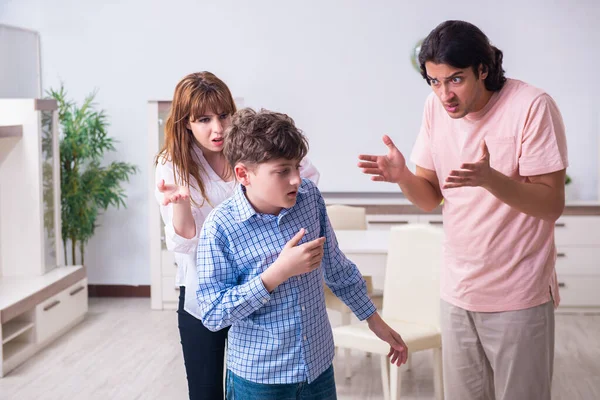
[196,108,407,399]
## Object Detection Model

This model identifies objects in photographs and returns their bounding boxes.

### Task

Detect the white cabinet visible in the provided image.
[554,216,600,246]
[367,214,419,230]
[35,278,88,345]
[0,99,87,377]
[556,277,600,307]
[0,99,64,278]
[1,266,87,377]
[367,213,442,230]
[554,248,598,275]
[161,277,180,305]
[554,216,600,309]
[0,310,35,376]
[417,214,444,227]
[161,250,177,277]
[160,250,180,307]
[148,101,180,310]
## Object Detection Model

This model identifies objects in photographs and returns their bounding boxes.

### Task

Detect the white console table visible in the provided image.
[336,229,389,292]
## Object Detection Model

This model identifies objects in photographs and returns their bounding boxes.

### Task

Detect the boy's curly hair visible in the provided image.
[224,108,308,168]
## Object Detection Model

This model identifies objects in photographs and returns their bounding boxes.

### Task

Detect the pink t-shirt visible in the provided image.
[410,79,569,312]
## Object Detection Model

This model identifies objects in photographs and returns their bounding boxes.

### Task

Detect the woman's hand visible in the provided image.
[157,179,191,206]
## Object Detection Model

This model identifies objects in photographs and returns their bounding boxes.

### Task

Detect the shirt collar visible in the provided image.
[232,184,257,223]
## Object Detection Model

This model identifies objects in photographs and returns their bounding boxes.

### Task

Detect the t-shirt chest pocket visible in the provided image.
[486,136,517,176]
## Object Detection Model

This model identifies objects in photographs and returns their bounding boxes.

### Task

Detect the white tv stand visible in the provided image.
[0,99,88,377]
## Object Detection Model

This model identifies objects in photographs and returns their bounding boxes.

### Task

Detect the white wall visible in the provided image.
[0,24,40,98]
[1,0,598,284]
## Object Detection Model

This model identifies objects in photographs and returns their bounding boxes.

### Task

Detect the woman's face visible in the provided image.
[188,111,232,154]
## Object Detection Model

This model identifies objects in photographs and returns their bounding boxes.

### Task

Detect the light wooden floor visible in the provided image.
[1,298,599,399]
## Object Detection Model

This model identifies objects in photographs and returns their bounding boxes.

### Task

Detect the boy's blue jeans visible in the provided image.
[226,365,337,400]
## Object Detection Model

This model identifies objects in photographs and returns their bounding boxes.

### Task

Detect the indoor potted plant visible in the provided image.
[47,85,138,265]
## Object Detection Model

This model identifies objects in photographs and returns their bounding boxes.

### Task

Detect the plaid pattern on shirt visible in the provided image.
[196,178,376,384]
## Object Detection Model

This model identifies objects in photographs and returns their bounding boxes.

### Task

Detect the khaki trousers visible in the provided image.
[441,300,554,400]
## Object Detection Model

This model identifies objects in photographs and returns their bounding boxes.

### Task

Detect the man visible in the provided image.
[359,20,568,400]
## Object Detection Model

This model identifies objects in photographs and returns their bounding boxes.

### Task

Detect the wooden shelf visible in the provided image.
[0,125,23,139]
[2,320,34,345]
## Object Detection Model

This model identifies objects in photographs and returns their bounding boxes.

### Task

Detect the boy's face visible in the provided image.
[424,62,489,119]
[235,158,302,215]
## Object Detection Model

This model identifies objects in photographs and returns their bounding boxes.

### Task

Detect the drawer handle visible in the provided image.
[43,300,61,311]
[174,262,178,268]
[369,220,409,225]
[555,222,565,227]
[428,221,443,225]
[175,287,181,292]
[558,282,566,288]
[69,286,85,296]
[557,253,566,258]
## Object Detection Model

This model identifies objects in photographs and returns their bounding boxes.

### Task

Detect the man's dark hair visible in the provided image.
[418,20,506,91]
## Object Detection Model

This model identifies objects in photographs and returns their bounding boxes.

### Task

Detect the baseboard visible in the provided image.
[556,306,600,315]
[87,285,150,297]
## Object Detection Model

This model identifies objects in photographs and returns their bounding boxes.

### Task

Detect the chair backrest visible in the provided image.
[382,224,444,330]
[326,204,367,230]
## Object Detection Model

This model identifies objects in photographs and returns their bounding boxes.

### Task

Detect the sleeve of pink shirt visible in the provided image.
[409,95,436,171]
[518,94,569,176]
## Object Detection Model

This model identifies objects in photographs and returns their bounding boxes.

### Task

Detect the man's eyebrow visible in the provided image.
[427,71,464,81]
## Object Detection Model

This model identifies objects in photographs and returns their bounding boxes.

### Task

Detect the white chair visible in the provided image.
[326,204,368,230]
[332,224,444,400]
[324,204,384,378]
[324,205,384,379]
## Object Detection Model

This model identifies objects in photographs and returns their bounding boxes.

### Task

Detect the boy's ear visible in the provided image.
[234,163,251,186]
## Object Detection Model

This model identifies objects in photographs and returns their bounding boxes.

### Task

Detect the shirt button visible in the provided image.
[304,335,307,341]
[297,277,301,281]
[302,306,305,311]
[262,298,268,304]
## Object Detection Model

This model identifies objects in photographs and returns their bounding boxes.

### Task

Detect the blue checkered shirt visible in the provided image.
[196,178,376,384]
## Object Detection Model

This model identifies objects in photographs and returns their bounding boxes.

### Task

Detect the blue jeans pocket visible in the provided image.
[226,369,234,400]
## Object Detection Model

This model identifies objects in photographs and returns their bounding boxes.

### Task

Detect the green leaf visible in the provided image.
[47,84,138,264]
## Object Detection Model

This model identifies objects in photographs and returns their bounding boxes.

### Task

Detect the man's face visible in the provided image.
[425,62,489,119]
